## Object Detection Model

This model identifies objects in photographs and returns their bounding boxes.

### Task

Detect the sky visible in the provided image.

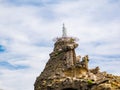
[0,0,120,90]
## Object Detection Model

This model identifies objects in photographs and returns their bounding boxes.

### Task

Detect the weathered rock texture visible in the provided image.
[34,37,120,90]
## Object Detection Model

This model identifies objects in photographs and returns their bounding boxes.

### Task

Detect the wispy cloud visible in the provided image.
[0,61,28,70]
[0,0,120,90]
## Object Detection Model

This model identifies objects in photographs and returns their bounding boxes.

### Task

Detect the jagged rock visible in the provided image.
[90,66,100,74]
[34,27,120,90]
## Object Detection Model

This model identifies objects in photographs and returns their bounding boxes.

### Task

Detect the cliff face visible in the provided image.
[34,37,120,90]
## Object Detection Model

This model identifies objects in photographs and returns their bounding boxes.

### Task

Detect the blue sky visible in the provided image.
[0,0,120,90]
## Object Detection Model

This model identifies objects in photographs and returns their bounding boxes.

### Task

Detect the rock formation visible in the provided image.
[34,25,120,90]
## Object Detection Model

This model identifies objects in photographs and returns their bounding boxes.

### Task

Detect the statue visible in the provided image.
[62,24,67,37]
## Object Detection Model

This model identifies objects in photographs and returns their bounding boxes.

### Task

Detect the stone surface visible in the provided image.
[34,37,120,90]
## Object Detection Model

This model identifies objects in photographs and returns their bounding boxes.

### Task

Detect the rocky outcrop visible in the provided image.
[34,37,120,90]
